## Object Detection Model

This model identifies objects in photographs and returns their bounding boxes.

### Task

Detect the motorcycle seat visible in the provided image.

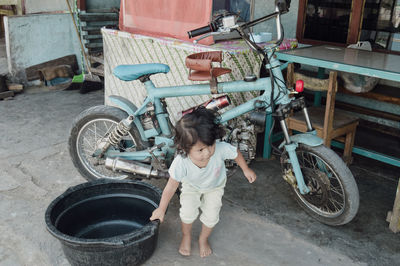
[113,63,170,81]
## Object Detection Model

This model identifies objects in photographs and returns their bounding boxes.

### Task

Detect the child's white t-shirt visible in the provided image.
[169,141,238,191]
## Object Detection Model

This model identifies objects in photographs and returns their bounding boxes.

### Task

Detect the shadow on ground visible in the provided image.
[224,155,399,265]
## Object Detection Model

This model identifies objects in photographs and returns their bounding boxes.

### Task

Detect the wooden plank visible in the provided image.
[0,0,18,4]
[0,9,14,15]
[89,55,104,64]
[79,13,118,22]
[0,75,6,92]
[286,63,294,87]
[77,0,85,11]
[335,93,400,116]
[90,66,104,77]
[358,120,400,138]
[0,90,14,99]
[85,42,103,49]
[330,122,359,139]
[295,0,306,42]
[85,21,118,27]
[83,34,102,40]
[338,86,400,106]
[294,72,332,91]
[323,71,338,146]
[335,101,400,122]
[81,26,102,32]
[7,83,22,92]
[387,179,400,233]
[88,47,104,55]
[86,8,119,13]
[347,0,364,44]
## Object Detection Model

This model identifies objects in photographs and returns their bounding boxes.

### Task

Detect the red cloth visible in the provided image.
[119,0,214,45]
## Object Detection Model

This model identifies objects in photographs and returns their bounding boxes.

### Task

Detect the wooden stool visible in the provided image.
[286,63,359,164]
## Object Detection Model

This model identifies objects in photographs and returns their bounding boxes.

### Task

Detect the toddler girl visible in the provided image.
[150,107,256,257]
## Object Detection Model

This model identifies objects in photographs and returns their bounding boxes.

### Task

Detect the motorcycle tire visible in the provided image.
[69,105,149,181]
[280,144,359,226]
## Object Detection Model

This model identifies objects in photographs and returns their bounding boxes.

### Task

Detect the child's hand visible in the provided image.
[243,168,256,183]
[234,150,256,183]
[150,207,166,223]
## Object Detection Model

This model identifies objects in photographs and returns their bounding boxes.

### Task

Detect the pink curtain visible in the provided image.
[119,0,213,45]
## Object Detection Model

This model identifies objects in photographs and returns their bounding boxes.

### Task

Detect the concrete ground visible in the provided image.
[0,86,399,266]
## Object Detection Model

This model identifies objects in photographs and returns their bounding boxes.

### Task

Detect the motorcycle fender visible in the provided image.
[289,132,323,147]
[108,95,147,142]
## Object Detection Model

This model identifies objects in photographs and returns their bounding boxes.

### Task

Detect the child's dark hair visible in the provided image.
[174,107,225,155]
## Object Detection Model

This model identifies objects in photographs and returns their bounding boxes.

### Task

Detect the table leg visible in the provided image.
[387,178,400,233]
[313,67,326,107]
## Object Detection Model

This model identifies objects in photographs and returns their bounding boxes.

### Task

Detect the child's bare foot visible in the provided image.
[199,238,212,258]
[179,234,191,256]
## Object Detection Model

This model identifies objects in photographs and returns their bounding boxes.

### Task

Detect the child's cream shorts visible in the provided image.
[179,182,224,228]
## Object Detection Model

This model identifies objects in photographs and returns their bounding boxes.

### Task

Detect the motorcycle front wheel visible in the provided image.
[69,105,149,181]
[280,144,359,226]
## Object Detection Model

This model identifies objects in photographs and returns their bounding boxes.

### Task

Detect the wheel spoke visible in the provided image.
[281,145,358,224]
[291,148,347,217]
[311,154,318,170]
[87,125,108,139]
[330,186,344,196]
[328,197,343,212]
[308,153,318,170]
[303,152,313,168]
[83,137,95,150]
[77,118,138,180]
[94,122,97,140]
[103,121,113,133]
[83,148,95,154]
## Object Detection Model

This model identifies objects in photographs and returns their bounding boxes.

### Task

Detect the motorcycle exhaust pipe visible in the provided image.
[105,157,169,179]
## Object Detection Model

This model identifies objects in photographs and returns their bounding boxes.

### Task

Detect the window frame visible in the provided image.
[296,0,400,55]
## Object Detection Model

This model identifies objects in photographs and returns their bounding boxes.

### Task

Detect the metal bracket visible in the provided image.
[210,78,218,94]
[148,143,166,171]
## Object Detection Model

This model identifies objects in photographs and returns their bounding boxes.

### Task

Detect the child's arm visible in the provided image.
[234,149,257,183]
[150,177,180,222]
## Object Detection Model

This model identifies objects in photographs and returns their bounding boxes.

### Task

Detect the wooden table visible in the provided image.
[276,45,400,82]
[276,45,400,167]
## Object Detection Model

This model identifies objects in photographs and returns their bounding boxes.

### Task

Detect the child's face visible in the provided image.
[188,141,216,167]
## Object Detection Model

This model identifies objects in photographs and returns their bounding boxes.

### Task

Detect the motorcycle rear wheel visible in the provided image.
[281,144,359,226]
[69,105,149,181]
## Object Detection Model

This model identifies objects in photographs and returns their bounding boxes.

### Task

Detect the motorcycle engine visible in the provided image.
[224,119,257,167]
[140,102,160,131]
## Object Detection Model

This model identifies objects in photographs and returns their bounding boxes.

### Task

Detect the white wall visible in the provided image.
[4,13,81,81]
[24,0,77,14]
[4,0,121,82]
[24,0,71,14]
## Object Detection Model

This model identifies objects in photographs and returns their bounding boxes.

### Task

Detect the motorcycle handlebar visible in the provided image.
[187,0,290,41]
[187,23,217,39]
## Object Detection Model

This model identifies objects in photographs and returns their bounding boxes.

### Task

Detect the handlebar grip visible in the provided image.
[187,23,216,38]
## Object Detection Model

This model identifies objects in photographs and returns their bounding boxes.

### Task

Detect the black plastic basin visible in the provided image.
[45,179,162,266]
